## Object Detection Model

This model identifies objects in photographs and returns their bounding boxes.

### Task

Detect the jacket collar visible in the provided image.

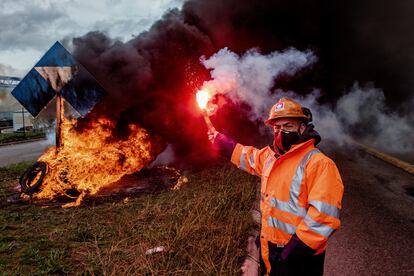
[276,139,315,160]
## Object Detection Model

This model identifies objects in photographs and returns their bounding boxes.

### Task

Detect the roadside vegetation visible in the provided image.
[0,161,257,275]
[0,131,46,144]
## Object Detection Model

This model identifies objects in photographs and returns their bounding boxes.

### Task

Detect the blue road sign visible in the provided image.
[11,41,106,117]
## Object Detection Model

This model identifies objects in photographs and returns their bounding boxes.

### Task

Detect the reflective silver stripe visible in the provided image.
[289,149,320,210]
[240,147,259,175]
[303,214,335,237]
[239,147,248,171]
[268,216,296,234]
[263,156,274,175]
[268,149,320,218]
[309,200,340,219]
[248,151,255,168]
[270,198,307,217]
[252,151,261,176]
[261,156,274,192]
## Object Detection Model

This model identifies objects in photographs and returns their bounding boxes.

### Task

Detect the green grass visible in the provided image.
[0,132,46,144]
[0,161,258,275]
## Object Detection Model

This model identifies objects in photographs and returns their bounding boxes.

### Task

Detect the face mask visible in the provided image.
[274,129,300,153]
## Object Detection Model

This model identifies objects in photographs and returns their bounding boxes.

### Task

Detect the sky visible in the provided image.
[0,0,183,76]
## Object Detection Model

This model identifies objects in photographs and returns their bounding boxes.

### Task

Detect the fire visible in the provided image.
[196,89,210,110]
[28,117,157,207]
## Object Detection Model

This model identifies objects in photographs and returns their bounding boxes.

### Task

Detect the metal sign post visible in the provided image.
[21,108,26,139]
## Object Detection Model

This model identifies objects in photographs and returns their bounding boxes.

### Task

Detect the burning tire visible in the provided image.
[20,161,47,194]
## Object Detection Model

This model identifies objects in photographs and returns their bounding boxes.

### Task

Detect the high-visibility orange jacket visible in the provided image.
[230,139,344,273]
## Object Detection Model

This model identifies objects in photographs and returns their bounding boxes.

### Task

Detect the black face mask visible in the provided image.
[274,129,300,154]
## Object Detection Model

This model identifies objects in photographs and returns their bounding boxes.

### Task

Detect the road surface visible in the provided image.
[323,145,414,275]
[0,139,51,167]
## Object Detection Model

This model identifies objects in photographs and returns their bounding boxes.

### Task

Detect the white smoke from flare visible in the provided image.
[201,48,414,154]
[200,47,316,120]
[337,84,414,152]
[276,84,414,153]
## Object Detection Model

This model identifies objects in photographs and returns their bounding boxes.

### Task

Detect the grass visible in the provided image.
[0,161,258,275]
[0,132,46,144]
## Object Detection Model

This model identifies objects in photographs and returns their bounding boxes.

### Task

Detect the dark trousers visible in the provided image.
[258,240,325,276]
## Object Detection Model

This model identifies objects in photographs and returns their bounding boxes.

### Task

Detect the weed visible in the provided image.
[20,245,41,265]
[0,132,45,144]
[0,241,16,253]
[0,162,257,274]
[0,161,34,174]
[39,248,68,275]
[71,224,94,242]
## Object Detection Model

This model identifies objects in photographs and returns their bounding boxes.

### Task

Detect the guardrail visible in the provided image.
[0,75,21,88]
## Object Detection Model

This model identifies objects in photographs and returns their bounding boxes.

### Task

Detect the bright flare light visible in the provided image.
[196,89,209,110]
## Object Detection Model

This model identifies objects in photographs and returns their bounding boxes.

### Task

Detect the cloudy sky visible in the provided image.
[0,0,183,76]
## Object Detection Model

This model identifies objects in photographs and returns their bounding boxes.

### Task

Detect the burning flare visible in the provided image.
[196,89,210,110]
[195,88,216,133]
[28,117,157,206]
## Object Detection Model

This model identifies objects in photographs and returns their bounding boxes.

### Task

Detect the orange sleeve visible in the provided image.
[230,143,272,177]
[296,156,344,253]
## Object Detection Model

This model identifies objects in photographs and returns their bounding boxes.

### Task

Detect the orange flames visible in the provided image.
[30,117,157,207]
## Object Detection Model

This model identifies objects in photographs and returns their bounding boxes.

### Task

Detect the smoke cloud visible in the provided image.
[277,86,414,153]
[336,85,414,153]
[200,47,316,121]
[201,50,414,154]
[66,0,414,166]
[71,10,216,167]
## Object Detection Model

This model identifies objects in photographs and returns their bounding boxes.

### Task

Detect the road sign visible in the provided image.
[11,41,106,117]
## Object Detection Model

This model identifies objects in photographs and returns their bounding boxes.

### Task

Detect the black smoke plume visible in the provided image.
[70,0,414,166]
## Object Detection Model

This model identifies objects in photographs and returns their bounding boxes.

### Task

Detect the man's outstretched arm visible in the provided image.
[210,129,272,177]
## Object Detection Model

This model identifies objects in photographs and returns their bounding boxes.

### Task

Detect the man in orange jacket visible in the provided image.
[209,97,344,275]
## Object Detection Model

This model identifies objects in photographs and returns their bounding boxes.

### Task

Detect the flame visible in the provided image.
[196,89,210,110]
[30,117,157,206]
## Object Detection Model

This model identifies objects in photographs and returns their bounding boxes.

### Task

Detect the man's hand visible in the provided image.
[207,127,218,144]
[281,234,315,261]
[212,131,237,158]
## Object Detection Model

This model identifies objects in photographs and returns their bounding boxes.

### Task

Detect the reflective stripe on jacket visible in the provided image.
[230,139,344,273]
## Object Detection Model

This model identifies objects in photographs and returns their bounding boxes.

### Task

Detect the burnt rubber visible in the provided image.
[20,161,47,194]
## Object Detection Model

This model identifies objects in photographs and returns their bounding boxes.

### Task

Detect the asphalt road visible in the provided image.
[323,145,414,275]
[0,139,51,167]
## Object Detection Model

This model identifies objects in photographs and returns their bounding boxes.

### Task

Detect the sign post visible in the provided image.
[56,93,63,148]
[11,41,106,149]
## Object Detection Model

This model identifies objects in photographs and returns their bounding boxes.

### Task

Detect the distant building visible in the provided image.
[0,75,20,88]
[12,109,34,131]
[0,75,35,132]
